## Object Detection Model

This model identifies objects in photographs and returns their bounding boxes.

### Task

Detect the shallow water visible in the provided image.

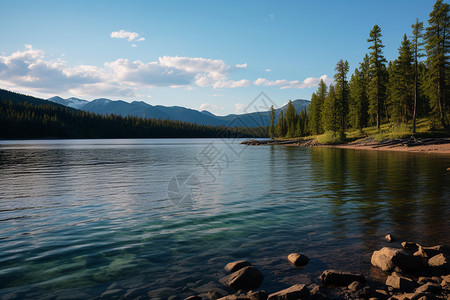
[0,139,449,299]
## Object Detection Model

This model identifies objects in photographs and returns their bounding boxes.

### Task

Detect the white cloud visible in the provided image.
[110,30,145,42]
[235,63,247,68]
[234,103,246,113]
[265,69,272,72]
[0,45,252,98]
[253,75,332,89]
[131,44,137,48]
[199,102,218,111]
[213,79,250,88]
[209,94,224,97]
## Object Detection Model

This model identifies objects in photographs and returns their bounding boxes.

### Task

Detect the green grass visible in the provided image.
[299,117,448,145]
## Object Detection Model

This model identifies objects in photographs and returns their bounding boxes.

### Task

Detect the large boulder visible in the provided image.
[385,272,415,292]
[320,270,365,286]
[287,253,310,267]
[225,260,253,273]
[220,266,264,291]
[428,253,449,271]
[371,247,426,273]
[267,284,310,300]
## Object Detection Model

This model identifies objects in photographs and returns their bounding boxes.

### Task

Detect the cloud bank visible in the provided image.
[0,45,331,99]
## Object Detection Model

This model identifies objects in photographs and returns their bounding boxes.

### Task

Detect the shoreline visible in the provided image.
[242,137,450,155]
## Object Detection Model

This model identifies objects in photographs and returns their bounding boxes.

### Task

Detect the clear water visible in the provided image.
[0,139,449,299]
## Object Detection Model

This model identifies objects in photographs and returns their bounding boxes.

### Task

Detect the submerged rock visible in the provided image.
[287,253,310,267]
[385,234,394,242]
[225,260,252,273]
[267,284,310,300]
[320,270,365,286]
[220,266,264,291]
[348,281,364,292]
[371,247,426,273]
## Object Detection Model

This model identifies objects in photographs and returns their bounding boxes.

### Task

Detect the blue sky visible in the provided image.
[0,0,438,115]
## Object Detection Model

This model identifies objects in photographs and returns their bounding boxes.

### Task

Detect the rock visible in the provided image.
[392,292,425,300]
[247,290,268,300]
[353,286,372,298]
[371,247,426,273]
[348,281,364,292]
[416,277,430,285]
[441,274,450,288]
[287,253,310,267]
[385,272,415,292]
[401,242,419,252]
[217,290,267,300]
[414,246,441,258]
[428,253,449,271]
[220,266,264,291]
[225,261,252,273]
[386,234,394,242]
[207,288,228,300]
[320,270,365,286]
[185,296,202,300]
[415,282,441,294]
[267,284,310,300]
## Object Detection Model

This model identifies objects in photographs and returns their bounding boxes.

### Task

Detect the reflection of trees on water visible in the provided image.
[309,148,450,249]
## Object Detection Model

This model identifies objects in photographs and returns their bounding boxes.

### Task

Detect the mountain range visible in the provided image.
[48,96,310,127]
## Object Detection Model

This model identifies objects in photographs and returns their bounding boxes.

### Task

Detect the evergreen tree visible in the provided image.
[388,34,414,123]
[334,59,350,131]
[308,79,328,135]
[367,25,388,129]
[269,105,275,139]
[348,55,370,129]
[424,0,449,128]
[411,18,425,132]
[275,110,286,137]
[285,100,297,138]
[322,85,339,132]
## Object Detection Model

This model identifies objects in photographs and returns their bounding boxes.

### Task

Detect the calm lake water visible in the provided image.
[0,139,449,299]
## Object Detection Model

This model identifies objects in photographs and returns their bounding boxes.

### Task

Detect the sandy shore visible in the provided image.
[330,141,450,154]
[242,137,450,155]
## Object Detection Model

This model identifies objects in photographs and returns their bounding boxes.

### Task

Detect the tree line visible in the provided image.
[271,0,449,139]
[0,89,268,139]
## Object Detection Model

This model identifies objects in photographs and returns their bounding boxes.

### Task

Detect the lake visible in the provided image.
[0,139,449,299]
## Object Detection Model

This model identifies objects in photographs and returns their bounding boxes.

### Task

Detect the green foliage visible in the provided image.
[269,105,275,139]
[0,89,268,139]
[308,79,327,135]
[322,85,340,132]
[387,34,414,123]
[411,18,425,132]
[334,59,350,131]
[424,0,449,128]
[317,130,346,145]
[285,100,297,138]
[367,25,389,129]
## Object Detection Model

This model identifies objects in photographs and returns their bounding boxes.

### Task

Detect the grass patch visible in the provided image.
[317,131,346,145]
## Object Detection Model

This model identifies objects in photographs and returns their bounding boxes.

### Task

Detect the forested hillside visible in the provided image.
[271,0,449,140]
[0,89,267,139]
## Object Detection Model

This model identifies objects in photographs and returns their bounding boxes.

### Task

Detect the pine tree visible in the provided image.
[424,0,449,128]
[367,25,388,129]
[269,105,275,139]
[334,59,350,131]
[411,18,425,132]
[322,85,339,132]
[308,79,328,135]
[388,34,414,123]
[348,55,370,130]
[285,100,297,138]
[275,110,285,137]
